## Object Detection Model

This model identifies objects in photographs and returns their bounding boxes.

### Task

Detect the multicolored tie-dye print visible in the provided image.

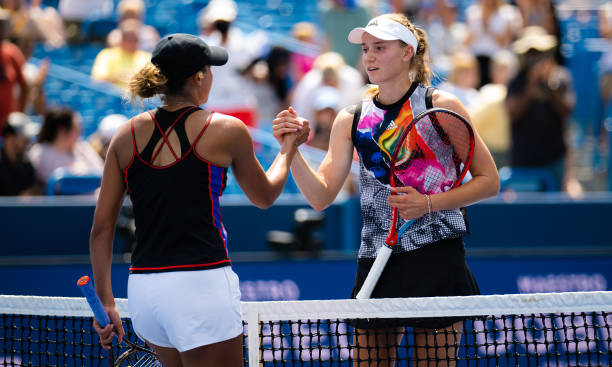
[355,87,458,194]
[352,83,468,258]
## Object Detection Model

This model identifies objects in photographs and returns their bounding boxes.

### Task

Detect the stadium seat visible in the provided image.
[499,166,559,192]
[45,167,102,195]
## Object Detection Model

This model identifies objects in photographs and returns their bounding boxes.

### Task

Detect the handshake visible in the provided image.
[272,107,310,147]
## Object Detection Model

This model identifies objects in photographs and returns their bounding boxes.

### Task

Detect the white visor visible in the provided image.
[348,16,418,51]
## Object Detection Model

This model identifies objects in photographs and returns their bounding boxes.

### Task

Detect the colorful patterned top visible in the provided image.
[351,83,469,259]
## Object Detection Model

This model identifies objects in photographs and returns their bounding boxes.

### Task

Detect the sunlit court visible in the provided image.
[0,0,611,366]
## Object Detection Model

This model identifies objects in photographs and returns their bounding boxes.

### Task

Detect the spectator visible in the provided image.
[437,51,480,107]
[106,0,159,53]
[28,107,103,186]
[22,57,48,116]
[0,9,27,132]
[1,1,54,116]
[58,0,113,43]
[309,85,341,151]
[266,46,293,112]
[424,0,469,79]
[515,0,556,35]
[308,84,358,195]
[516,0,564,65]
[505,26,576,192]
[465,0,522,87]
[0,112,39,195]
[88,113,128,160]
[290,21,318,83]
[291,52,365,133]
[390,0,428,22]
[319,0,370,68]
[58,0,113,21]
[1,0,65,55]
[58,0,115,43]
[469,49,518,168]
[91,19,151,89]
[198,0,259,127]
[598,1,612,170]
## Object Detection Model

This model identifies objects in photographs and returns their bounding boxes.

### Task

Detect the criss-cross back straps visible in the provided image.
[146,106,199,164]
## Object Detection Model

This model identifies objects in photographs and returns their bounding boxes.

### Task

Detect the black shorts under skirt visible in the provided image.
[349,237,480,330]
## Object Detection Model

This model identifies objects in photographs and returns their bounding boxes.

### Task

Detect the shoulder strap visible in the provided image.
[425,86,435,109]
[350,102,362,148]
[148,106,199,163]
[191,112,215,149]
[173,107,202,153]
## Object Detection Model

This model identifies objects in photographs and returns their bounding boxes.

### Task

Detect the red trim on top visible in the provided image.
[131,110,225,170]
[123,118,137,192]
[148,107,198,163]
[129,259,231,271]
[192,112,213,147]
[192,113,219,164]
[148,110,178,162]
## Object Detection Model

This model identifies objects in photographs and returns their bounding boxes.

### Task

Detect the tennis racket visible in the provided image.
[77,276,161,367]
[356,108,475,299]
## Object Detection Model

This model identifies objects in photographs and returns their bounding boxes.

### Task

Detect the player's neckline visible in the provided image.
[373,82,418,110]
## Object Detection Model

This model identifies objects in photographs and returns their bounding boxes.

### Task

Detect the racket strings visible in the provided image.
[392,111,473,194]
[430,113,465,178]
[117,351,160,367]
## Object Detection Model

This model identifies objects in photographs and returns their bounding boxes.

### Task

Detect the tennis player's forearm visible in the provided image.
[89,229,115,306]
[257,148,297,208]
[429,175,498,212]
[290,151,335,211]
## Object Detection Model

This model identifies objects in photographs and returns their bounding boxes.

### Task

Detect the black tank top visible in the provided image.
[125,106,230,273]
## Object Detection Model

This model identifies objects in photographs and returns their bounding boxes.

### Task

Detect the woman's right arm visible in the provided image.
[89,124,131,348]
[228,117,308,209]
[273,107,355,211]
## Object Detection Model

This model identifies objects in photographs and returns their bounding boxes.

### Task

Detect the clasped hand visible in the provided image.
[273,107,310,146]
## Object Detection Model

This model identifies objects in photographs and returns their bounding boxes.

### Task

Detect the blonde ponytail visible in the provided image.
[410,26,432,85]
[385,13,432,85]
[127,62,168,101]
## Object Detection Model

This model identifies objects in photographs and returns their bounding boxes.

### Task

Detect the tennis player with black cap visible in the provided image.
[90,33,309,366]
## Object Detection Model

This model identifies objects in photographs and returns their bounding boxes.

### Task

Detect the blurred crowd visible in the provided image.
[0,0,609,197]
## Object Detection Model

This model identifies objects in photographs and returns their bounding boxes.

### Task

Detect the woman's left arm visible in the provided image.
[415,90,500,215]
[389,90,500,220]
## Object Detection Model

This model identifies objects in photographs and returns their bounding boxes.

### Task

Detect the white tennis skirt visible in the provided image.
[127,266,243,352]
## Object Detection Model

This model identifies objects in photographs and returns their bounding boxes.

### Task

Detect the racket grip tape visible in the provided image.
[355,245,393,299]
[77,275,111,328]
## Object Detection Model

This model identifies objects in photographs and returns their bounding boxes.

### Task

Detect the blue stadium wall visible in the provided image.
[0,193,610,299]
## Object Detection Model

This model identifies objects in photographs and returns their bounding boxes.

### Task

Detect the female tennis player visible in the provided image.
[90,33,308,367]
[274,14,499,366]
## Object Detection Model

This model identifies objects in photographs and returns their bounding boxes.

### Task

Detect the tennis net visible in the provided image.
[0,291,611,366]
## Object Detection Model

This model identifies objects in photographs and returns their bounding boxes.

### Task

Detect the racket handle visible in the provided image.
[396,219,416,239]
[77,275,111,328]
[355,245,393,299]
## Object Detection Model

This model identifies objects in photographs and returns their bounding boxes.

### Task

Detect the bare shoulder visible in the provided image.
[431,89,472,122]
[334,105,359,131]
[108,114,135,148]
[106,115,136,167]
[209,112,251,136]
[201,112,253,152]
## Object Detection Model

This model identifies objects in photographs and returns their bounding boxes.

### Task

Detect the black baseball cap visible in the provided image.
[151,33,228,80]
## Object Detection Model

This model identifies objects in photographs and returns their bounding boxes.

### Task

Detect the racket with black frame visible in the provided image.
[77,276,162,367]
[356,108,475,299]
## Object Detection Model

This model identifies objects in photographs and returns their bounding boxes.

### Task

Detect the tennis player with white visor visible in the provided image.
[273,12,499,366]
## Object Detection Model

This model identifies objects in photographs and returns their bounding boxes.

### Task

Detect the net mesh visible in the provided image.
[0,292,611,366]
